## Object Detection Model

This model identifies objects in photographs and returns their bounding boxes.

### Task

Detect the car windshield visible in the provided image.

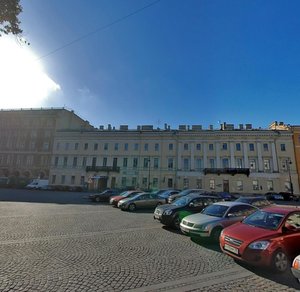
[120,191,129,197]
[173,196,191,206]
[201,204,229,217]
[243,210,285,230]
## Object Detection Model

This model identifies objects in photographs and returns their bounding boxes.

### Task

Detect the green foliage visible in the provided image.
[0,0,23,36]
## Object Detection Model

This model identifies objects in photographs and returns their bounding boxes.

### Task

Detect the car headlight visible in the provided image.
[248,241,270,250]
[164,210,173,215]
[193,224,209,230]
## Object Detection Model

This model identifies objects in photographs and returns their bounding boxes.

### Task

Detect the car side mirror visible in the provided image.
[283,223,296,233]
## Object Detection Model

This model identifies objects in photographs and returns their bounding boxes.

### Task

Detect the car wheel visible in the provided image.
[211,227,222,243]
[272,249,289,273]
[128,203,136,212]
[95,197,100,203]
[173,215,181,230]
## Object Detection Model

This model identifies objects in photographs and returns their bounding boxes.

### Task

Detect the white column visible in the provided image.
[243,142,249,168]
[216,142,220,168]
[271,142,278,172]
[257,142,263,171]
[203,143,207,168]
[190,143,195,170]
[178,142,182,169]
[230,142,235,168]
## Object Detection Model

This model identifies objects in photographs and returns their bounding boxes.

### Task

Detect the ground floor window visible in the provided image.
[52,175,56,184]
[209,179,215,190]
[267,180,273,191]
[71,176,75,185]
[121,177,126,187]
[153,178,158,188]
[142,177,147,188]
[196,179,202,189]
[252,180,259,191]
[183,178,189,188]
[236,180,243,191]
[168,178,173,188]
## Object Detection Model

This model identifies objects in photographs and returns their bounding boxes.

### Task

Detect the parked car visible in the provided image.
[215,192,238,201]
[109,190,142,207]
[180,201,257,242]
[157,189,181,202]
[154,193,222,229]
[89,189,120,202]
[291,255,300,283]
[265,192,284,201]
[279,192,299,201]
[220,205,300,273]
[118,192,166,211]
[168,189,205,204]
[235,196,272,208]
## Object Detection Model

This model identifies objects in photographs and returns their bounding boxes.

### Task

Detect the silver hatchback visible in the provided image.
[118,192,166,211]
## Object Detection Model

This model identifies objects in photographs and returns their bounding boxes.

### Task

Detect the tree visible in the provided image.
[0,0,23,36]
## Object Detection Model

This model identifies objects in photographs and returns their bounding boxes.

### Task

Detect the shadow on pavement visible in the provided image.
[0,188,98,205]
[190,235,299,289]
[235,260,299,290]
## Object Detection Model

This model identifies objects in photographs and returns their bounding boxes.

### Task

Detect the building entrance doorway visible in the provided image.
[223,180,229,192]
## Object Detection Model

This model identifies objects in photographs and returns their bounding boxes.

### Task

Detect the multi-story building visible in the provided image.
[49,122,299,194]
[291,124,300,194]
[0,108,93,183]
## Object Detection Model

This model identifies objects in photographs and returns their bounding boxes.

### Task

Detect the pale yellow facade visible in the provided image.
[49,124,299,194]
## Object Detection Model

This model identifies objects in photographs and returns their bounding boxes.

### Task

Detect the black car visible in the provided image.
[154,193,222,229]
[89,189,120,202]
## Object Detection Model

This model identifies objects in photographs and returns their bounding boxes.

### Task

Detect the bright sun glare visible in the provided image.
[0,37,61,109]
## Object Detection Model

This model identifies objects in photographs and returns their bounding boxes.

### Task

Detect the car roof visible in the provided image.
[212,201,253,207]
[261,205,300,214]
[238,196,266,199]
[185,193,218,199]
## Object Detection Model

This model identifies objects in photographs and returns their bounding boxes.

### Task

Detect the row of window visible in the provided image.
[56,142,287,152]
[52,156,291,172]
[208,179,275,191]
[51,174,281,194]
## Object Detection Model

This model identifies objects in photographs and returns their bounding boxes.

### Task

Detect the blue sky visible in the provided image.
[14,0,300,129]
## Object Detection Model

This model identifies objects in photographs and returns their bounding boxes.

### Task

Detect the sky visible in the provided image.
[1,0,300,130]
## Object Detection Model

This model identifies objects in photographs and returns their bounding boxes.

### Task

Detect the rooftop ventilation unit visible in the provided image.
[120,125,128,131]
[209,125,214,130]
[179,125,187,130]
[245,124,252,130]
[226,124,234,130]
[141,125,153,130]
[192,125,202,131]
[239,124,244,130]
[99,125,104,130]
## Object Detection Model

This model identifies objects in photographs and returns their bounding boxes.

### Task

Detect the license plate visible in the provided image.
[224,244,239,255]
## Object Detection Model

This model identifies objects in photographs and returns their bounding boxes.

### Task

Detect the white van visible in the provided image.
[25,179,49,190]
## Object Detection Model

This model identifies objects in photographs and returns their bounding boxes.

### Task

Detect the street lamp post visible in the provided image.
[286,159,294,195]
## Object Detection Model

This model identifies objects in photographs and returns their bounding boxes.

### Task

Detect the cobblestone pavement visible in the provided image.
[0,189,299,291]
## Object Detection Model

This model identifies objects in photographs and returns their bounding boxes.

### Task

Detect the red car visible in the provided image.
[109,190,141,207]
[220,205,300,273]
